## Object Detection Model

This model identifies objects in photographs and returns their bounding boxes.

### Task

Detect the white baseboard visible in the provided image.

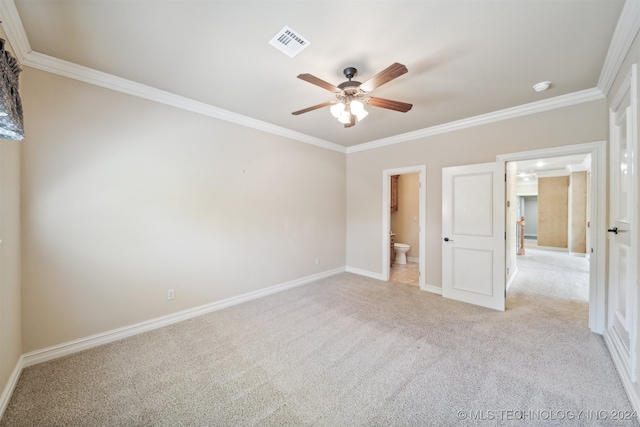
[347,265,440,295]
[529,245,568,252]
[0,355,24,419]
[604,330,640,419]
[422,284,443,295]
[407,257,419,264]
[569,252,588,258]
[345,266,385,281]
[22,267,346,368]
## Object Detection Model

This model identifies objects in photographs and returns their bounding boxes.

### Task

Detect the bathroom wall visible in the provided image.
[390,173,420,259]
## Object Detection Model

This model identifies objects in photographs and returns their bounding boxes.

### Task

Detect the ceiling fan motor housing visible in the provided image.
[343,67,357,79]
[338,80,362,95]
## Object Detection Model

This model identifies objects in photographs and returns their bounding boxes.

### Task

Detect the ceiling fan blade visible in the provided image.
[292,102,333,115]
[365,97,413,113]
[344,115,356,128]
[297,74,341,93]
[359,63,408,92]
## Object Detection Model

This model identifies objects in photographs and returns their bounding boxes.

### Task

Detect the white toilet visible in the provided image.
[394,243,410,264]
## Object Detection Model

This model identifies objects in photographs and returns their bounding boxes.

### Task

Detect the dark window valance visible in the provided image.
[0,38,23,140]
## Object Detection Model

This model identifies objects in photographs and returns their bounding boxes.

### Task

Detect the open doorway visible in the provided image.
[389,173,421,286]
[382,165,427,290]
[498,141,606,333]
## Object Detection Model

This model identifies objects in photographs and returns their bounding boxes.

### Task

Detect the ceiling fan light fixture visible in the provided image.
[330,102,345,118]
[354,109,368,121]
[350,99,364,112]
[338,110,352,124]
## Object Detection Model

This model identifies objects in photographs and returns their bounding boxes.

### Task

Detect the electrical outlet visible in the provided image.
[167,289,174,300]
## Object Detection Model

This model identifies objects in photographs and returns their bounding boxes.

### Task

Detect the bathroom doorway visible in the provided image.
[382,165,426,289]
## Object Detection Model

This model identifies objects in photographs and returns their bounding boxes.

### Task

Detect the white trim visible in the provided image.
[407,257,419,264]
[22,267,345,368]
[423,284,443,296]
[0,0,31,60]
[347,89,604,153]
[598,0,640,96]
[532,245,570,253]
[0,356,23,419]
[497,141,607,334]
[345,266,385,281]
[604,330,640,417]
[382,165,427,291]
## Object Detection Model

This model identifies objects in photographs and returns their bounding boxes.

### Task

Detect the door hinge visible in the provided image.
[505,173,507,182]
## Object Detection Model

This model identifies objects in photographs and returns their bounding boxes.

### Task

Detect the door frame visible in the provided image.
[382,165,427,290]
[497,140,607,334]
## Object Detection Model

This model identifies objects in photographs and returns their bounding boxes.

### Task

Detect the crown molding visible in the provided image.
[0,0,633,155]
[346,88,605,154]
[598,0,640,96]
[22,52,345,153]
[0,0,30,60]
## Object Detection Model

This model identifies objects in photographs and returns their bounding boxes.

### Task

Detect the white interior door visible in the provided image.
[607,65,638,381]
[442,161,505,311]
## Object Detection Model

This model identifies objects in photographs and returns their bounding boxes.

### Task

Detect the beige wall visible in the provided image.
[390,173,419,259]
[0,140,21,404]
[0,28,22,410]
[20,68,346,352]
[346,100,607,288]
[538,176,569,248]
[570,171,587,253]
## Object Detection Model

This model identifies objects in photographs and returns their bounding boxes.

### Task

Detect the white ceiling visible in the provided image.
[5,1,627,148]
[515,153,591,182]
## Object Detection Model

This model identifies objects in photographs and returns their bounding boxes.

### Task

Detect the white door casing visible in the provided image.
[606,64,638,382]
[442,161,505,311]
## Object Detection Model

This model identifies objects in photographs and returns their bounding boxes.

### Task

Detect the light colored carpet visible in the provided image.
[1,250,634,426]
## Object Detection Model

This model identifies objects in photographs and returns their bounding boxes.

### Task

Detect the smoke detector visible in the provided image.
[533,81,551,92]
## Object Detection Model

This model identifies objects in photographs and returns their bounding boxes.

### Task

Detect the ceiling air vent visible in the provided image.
[269,26,310,58]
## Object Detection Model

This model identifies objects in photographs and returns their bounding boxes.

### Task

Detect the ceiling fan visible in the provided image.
[292,62,413,128]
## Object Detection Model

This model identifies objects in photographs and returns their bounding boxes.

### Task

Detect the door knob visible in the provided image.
[608,227,618,235]
[444,237,453,242]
